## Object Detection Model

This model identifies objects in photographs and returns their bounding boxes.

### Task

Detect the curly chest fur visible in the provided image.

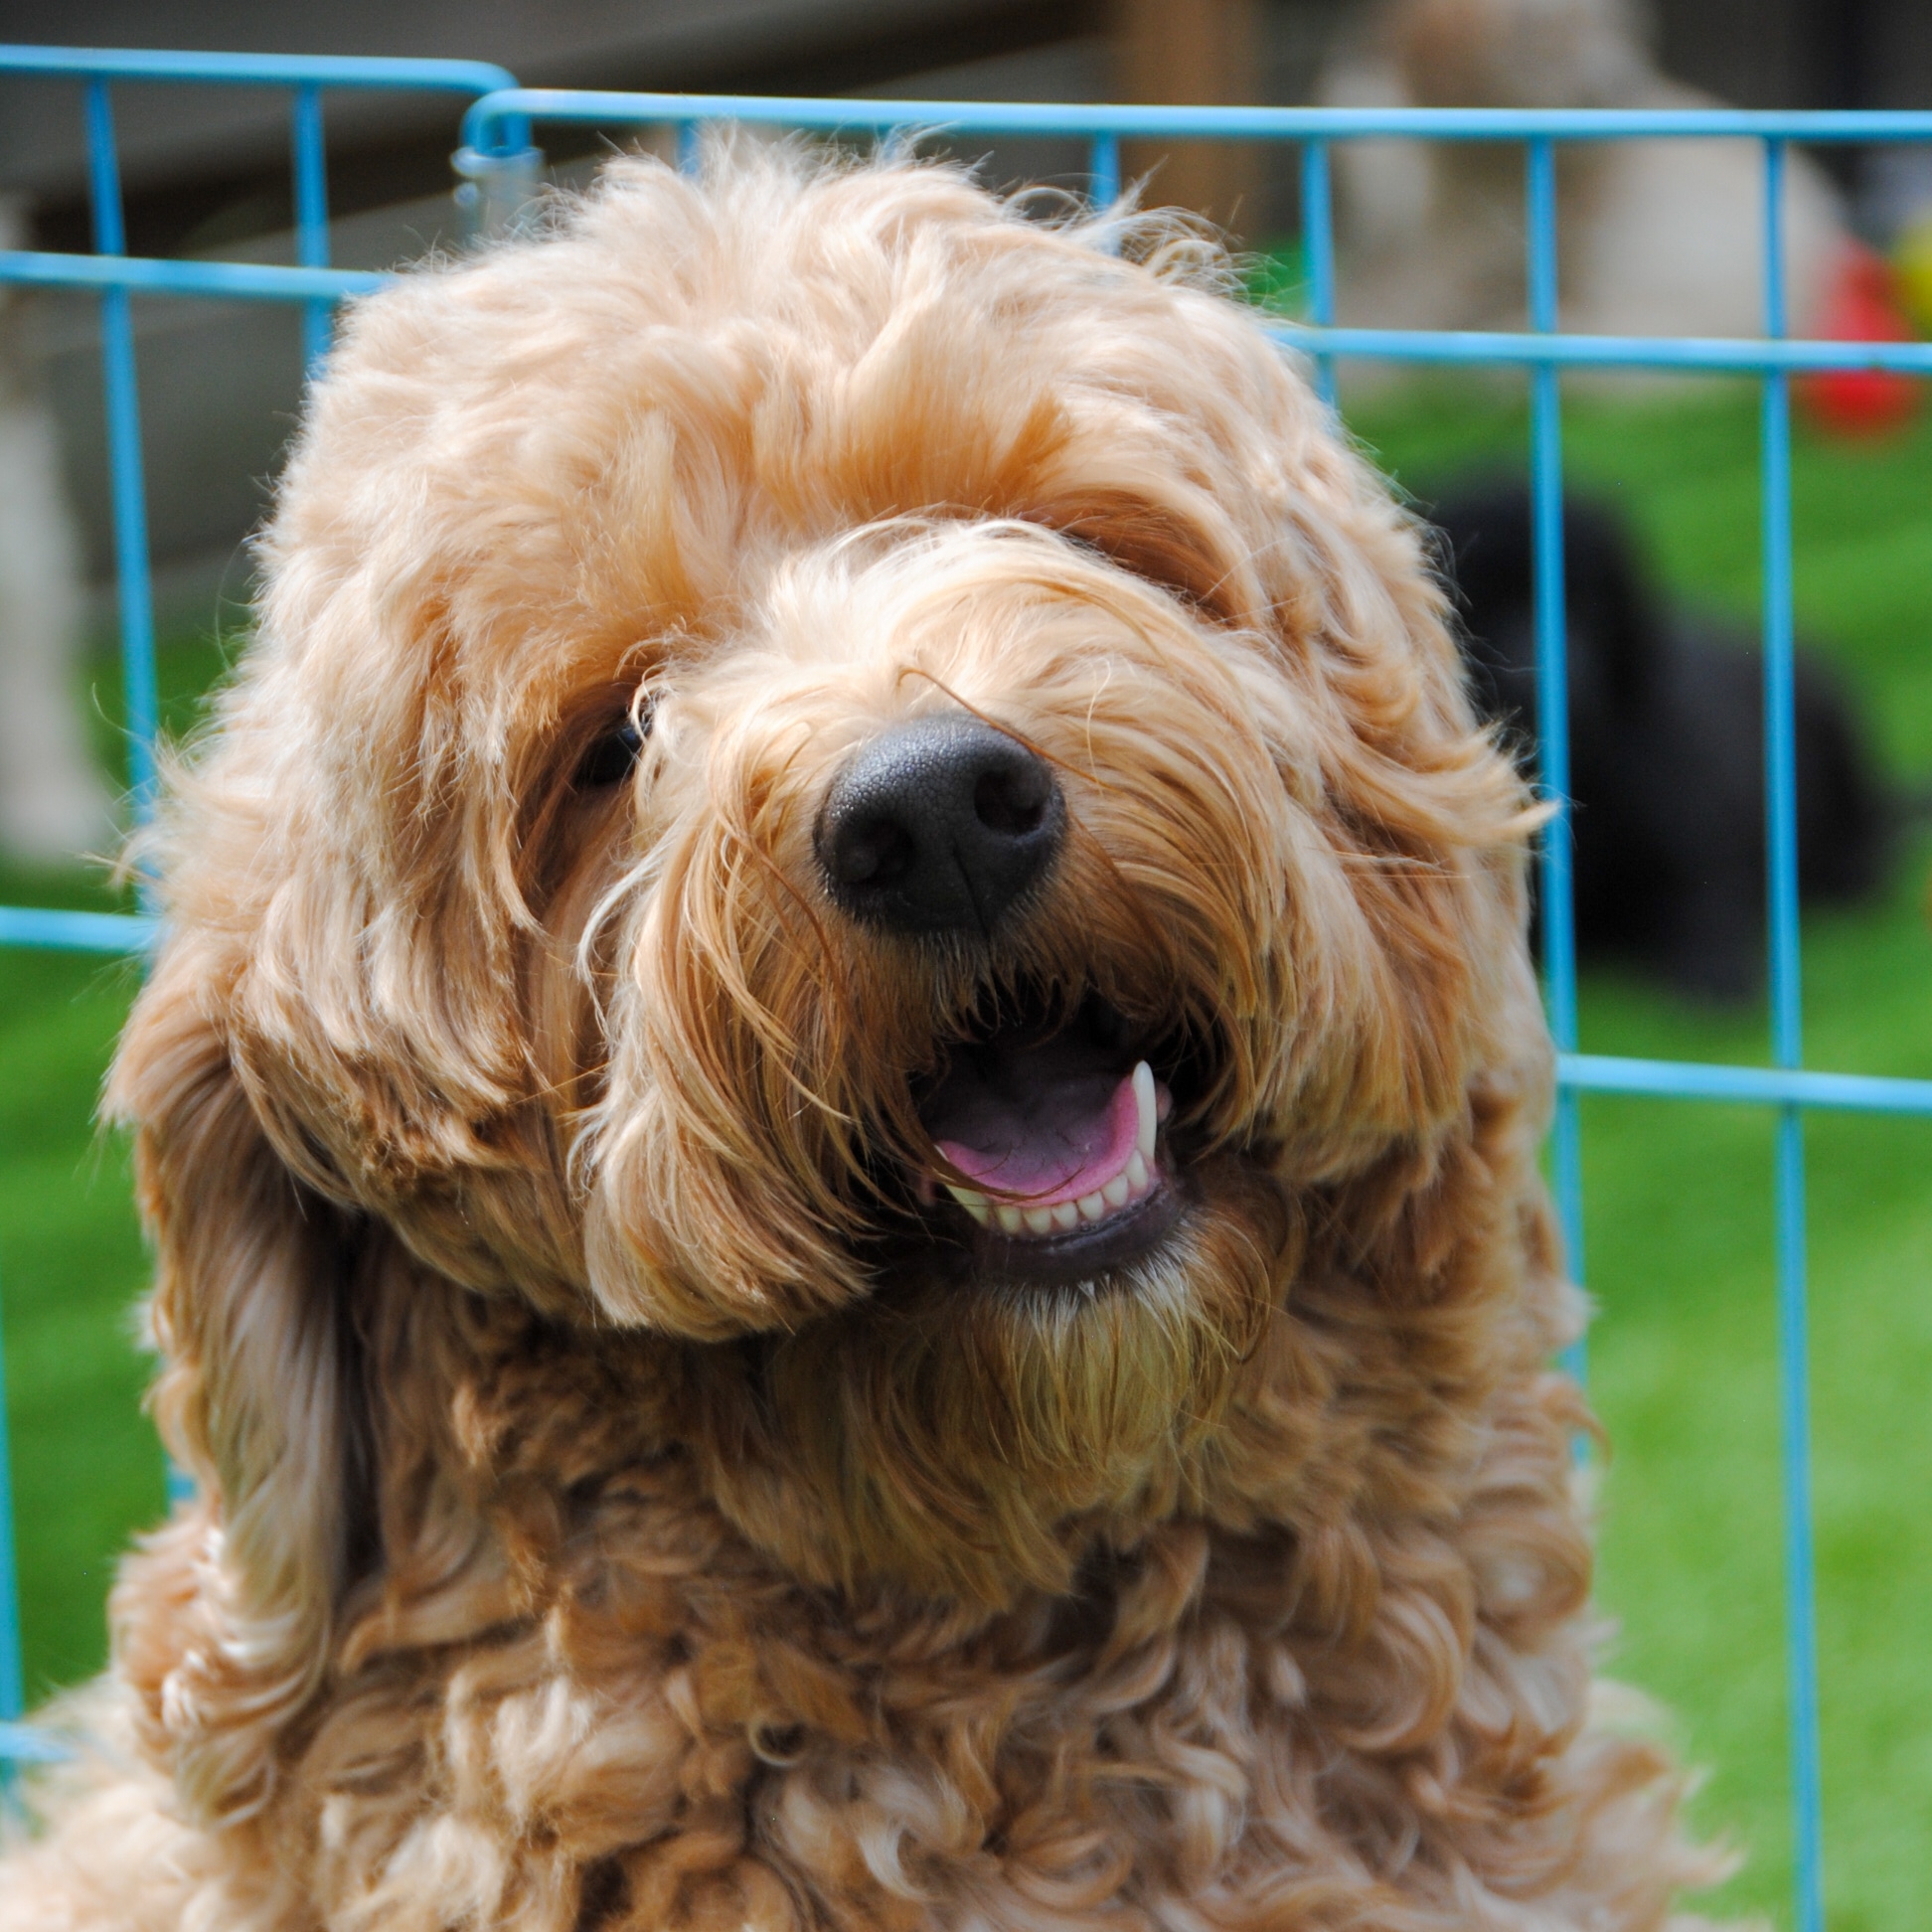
[105,1209,1673,1932]
[192,1491,1571,1930]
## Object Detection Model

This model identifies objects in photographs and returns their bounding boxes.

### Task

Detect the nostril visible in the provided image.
[833,815,915,888]
[973,763,1049,839]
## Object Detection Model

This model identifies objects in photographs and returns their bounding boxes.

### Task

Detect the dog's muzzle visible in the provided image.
[818,718,1185,1282]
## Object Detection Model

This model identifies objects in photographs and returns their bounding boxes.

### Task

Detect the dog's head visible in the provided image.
[110,146,1541,1811]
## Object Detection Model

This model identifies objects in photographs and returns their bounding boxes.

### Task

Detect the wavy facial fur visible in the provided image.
[0,143,1716,1932]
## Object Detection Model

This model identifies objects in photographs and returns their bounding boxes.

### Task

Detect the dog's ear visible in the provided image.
[104,931,366,1825]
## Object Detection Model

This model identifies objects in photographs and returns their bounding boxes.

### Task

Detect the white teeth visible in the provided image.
[1132,1060,1158,1163]
[943,1062,1168,1243]
[945,1184,990,1226]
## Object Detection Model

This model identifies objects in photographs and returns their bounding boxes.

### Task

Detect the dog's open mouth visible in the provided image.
[914,993,1183,1280]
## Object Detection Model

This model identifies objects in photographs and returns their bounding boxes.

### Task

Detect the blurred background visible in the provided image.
[5,0,1932,620]
[1,4,1930,1929]
[4,0,1932,610]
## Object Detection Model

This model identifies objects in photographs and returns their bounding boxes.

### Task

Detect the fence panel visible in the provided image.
[7,56,1932,1932]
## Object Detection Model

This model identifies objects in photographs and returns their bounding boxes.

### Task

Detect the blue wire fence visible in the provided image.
[4,48,1931,1931]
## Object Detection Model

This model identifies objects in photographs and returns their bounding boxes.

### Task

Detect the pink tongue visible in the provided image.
[937,1068,1139,1207]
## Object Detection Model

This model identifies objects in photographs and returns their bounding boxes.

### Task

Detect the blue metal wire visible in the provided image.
[1758,135,1826,1932]
[1526,141,1586,1356]
[0,1721,64,1765]
[463,90,1932,149]
[1263,324,1932,373]
[1299,139,1336,408]
[0,252,386,301]
[0,908,157,951]
[84,81,159,825]
[291,84,333,375]
[0,47,516,89]
[1088,131,1120,209]
[1561,1053,1932,1113]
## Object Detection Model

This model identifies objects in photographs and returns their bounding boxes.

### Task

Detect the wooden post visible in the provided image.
[1114,0,1263,240]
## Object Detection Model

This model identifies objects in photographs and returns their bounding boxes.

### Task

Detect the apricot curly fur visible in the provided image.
[1,142,1722,1929]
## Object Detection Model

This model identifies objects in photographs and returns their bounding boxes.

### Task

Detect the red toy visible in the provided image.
[1799,242,1920,436]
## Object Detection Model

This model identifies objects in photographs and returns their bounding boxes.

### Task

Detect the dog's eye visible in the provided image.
[574,705,653,789]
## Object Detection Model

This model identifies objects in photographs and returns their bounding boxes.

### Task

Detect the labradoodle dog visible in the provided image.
[0,148,1713,1930]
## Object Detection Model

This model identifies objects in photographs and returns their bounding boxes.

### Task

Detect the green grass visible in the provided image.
[0,913,155,1690]
[4,389,1932,1925]
[1,631,231,1689]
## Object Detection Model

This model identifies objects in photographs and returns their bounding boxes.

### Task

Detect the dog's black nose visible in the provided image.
[816,717,1064,936]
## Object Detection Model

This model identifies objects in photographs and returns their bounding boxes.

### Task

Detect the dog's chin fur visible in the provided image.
[682,1153,1294,1603]
[0,143,1720,1931]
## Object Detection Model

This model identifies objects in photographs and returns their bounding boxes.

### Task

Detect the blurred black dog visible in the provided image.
[1430,481,1892,1000]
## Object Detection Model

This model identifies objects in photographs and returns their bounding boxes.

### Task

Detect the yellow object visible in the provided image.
[1892,213,1932,336]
